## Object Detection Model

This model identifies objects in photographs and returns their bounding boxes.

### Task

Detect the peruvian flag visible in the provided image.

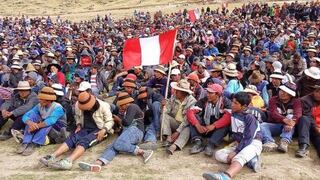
[188,9,201,23]
[123,29,177,70]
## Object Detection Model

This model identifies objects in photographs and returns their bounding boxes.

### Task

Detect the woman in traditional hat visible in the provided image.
[223,63,244,99]
[40,91,114,170]
[47,62,66,86]
[78,92,154,172]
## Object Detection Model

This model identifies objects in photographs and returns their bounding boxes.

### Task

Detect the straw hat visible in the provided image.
[138,87,148,99]
[170,79,193,94]
[38,87,57,101]
[243,46,252,52]
[116,92,134,106]
[78,92,96,110]
[187,73,200,83]
[210,64,223,72]
[16,50,24,56]
[243,85,259,95]
[226,53,235,59]
[312,57,320,63]
[171,68,181,75]
[223,63,238,77]
[178,54,186,59]
[279,82,297,97]
[15,81,31,91]
[171,60,179,68]
[307,46,317,53]
[25,63,37,72]
[52,83,64,96]
[249,71,265,85]
[78,81,92,91]
[154,65,166,75]
[32,60,42,66]
[47,52,55,58]
[304,67,320,80]
[11,62,22,69]
[270,70,284,79]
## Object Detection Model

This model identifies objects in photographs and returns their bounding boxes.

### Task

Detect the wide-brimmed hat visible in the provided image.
[154,65,166,75]
[32,60,42,66]
[178,54,186,59]
[270,70,284,79]
[279,82,296,97]
[15,81,31,90]
[243,46,252,52]
[171,68,181,75]
[307,46,317,53]
[25,63,37,72]
[226,53,235,59]
[47,52,55,58]
[249,71,265,84]
[138,87,148,99]
[243,85,259,95]
[312,57,320,63]
[122,78,136,88]
[116,92,134,106]
[210,64,223,72]
[187,73,200,83]
[11,62,22,69]
[78,81,92,91]
[170,79,193,94]
[78,92,96,110]
[125,73,137,81]
[304,67,320,80]
[47,63,61,72]
[52,83,64,96]
[38,87,57,101]
[206,84,223,94]
[223,63,238,77]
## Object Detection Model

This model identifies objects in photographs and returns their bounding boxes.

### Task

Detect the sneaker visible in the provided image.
[48,158,73,170]
[278,139,289,153]
[247,155,261,173]
[202,172,231,180]
[0,131,12,141]
[78,162,102,172]
[190,139,204,154]
[22,143,37,156]
[11,129,24,144]
[16,143,28,154]
[39,155,55,166]
[204,144,214,157]
[262,142,278,152]
[142,150,154,163]
[162,141,171,147]
[139,141,158,150]
[295,144,309,158]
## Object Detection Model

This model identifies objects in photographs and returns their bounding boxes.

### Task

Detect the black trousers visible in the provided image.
[297,115,320,157]
[0,109,25,131]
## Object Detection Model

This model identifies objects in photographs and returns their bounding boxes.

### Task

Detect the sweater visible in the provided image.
[1,92,38,117]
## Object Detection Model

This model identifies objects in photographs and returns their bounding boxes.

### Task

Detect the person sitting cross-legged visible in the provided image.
[39,91,114,170]
[203,92,262,180]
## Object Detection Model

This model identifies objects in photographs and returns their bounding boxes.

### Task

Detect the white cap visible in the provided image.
[171,68,181,75]
[78,81,92,91]
[272,61,282,72]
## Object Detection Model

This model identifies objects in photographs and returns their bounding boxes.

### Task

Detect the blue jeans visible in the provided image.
[23,113,52,145]
[98,126,143,165]
[143,124,157,143]
[151,101,161,133]
[260,122,295,143]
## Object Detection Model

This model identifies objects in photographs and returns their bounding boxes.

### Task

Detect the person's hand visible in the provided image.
[227,151,237,163]
[206,124,216,133]
[284,125,293,132]
[283,118,292,126]
[161,99,167,108]
[75,125,81,133]
[95,129,107,142]
[315,127,320,135]
[171,132,180,142]
[26,121,39,133]
[113,115,122,124]
[195,124,207,134]
[6,111,13,118]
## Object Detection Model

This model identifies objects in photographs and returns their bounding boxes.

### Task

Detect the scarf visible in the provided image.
[203,97,223,125]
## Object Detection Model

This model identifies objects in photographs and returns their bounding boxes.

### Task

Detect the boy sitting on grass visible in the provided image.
[203,92,262,180]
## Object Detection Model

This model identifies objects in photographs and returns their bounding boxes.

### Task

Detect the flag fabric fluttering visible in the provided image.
[188,9,201,23]
[123,29,177,70]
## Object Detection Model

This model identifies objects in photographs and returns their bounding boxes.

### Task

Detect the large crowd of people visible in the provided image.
[0,1,320,179]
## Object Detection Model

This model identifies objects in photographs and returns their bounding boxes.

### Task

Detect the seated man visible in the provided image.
[187,84,231,156]
[136,86,163,149]
[17,87,66,156]
[261,82,302,153]
[39,91,114,170]
[0,81,38,140]
[296,85,320,158]
[203,92,262,180]
[78,92,153,172]
[162,79,197,155]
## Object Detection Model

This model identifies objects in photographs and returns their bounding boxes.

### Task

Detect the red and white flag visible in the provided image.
[188,9,201,23]
[123,29,177,70]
